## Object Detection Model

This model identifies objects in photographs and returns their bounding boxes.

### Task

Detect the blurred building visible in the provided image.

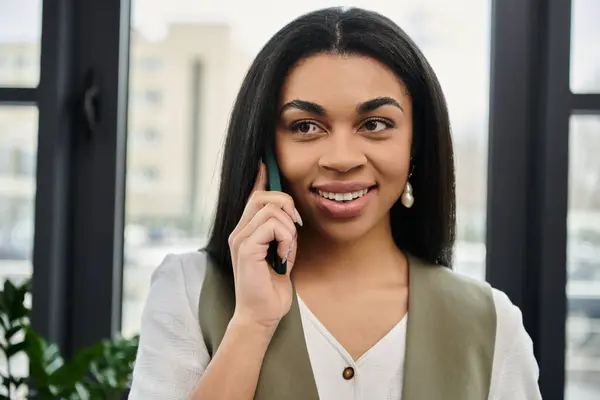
[0,25,253,247]
[127,24,252,235]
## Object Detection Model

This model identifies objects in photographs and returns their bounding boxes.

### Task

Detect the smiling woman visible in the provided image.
[129,7,541,400]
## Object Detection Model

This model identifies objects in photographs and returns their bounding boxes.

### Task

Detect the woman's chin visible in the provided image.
[311,218,377,244]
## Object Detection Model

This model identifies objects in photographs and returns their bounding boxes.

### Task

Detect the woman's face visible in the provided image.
[275,53,413,242]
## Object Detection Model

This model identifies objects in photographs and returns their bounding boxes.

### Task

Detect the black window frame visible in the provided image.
[488,0,600,398]
[0,0,132,357]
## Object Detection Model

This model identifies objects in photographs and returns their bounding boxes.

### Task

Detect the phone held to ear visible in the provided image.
[264,148,287,275]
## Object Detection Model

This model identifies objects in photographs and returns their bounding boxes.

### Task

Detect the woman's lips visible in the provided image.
[311,188,374,219]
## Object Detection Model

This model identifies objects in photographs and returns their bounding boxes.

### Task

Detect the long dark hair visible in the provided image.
[205,7,456,277]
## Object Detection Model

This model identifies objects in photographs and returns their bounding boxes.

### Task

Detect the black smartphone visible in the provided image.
[264,147,287,275]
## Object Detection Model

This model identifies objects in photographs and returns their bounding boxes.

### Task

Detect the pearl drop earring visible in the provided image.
[401,164,415,208]
[401,181,414,208]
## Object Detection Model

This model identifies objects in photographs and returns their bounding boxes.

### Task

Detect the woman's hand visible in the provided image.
[227,163,303,331]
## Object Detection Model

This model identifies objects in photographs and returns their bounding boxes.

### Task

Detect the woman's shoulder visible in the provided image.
[488,289,541,398]
[433,267,526,332]
[148,251,209,315]
[490,287,521,323]
[130,252,212,399]
[442,268,525,328]
[152,251,209,278]
[439,272,540,397]
[489,287,529,341]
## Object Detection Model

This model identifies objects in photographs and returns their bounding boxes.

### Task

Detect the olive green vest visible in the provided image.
[198,253,496,399]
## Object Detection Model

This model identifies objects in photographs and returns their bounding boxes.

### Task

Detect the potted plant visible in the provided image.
[0,279,138,399]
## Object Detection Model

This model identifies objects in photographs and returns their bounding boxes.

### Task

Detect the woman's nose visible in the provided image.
[317,133,367,173]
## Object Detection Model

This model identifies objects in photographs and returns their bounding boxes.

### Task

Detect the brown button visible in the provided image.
[342,366,355,380]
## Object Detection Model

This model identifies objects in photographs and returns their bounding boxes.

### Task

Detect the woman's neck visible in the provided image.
[292,218,408,286]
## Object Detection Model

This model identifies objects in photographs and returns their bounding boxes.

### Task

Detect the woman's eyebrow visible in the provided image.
[280,100,326,116]
[279,96,403,116]
[357,97,403,113]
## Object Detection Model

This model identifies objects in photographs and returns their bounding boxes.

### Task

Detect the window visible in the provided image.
[135,56,163,71]
[0,0,42,87]
[144,90,162,105]
[566,115,600,400]
[131,89,163,107]
[15,55,31,69]
[129,166,160,185]
[0,147,11,174]
[132,127,161,145]
[0,106,37,392]
[570,0,600,93]
[15,149,36,177]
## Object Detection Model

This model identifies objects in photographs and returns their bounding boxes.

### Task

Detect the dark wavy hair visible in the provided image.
[205,7,456,277]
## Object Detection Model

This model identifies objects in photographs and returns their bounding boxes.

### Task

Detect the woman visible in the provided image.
[130,7,541,400]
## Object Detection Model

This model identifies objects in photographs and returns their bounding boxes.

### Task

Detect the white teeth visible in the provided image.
[317,188,368,202]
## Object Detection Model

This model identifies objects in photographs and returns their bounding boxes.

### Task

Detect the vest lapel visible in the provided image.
[199,256,319,400]
[401,254,496,400]
[254,288,319,399]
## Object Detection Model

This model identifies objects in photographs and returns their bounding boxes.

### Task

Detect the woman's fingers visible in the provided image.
[237,217,295,265]
[228,162,302,275]
[240,162,302,230]
[237,204,296,243]
[230,191,302,248]
[251,162,268,194]
[231,204,297,261]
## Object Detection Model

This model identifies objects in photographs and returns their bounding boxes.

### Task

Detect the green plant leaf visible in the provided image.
[47,341,104,392]
[3,280,16,300]
[3,281,17,316]
[0,292,5,313]
[73,382,90,400]
[5,375,27,389]
[4,325,22,342]
[1,278,139,399]
[13,377,27,387]
[10,302,29,322]
[0,316,8,333]
[6,340,28,358]
[20,279,32,293]
[2,280,29,323]
[25,326,52,388]
[43,343,65,375]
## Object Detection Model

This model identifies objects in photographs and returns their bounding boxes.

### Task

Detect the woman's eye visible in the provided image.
[291,121,323,134]
[360,119,393,133]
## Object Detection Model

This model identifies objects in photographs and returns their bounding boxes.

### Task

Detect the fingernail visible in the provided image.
[283,237,294,263]
[282,247,292,264]
[294,208,303,226]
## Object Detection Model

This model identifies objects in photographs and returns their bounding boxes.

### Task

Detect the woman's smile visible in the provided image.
[310,181,377,219]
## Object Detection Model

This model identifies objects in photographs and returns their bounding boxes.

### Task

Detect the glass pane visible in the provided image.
[566,115,600,399]
[570,0,600,93]
[0,106,37,397]
[0,0,42,87]
[122,0,491,335]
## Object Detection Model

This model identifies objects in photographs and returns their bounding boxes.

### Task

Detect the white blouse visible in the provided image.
[129,252,542,400]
